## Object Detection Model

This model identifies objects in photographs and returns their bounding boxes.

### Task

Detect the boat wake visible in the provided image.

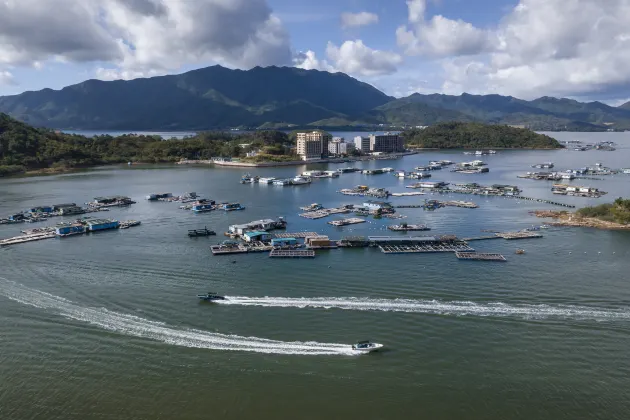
[0,280,356,356]
[220,296,630,321]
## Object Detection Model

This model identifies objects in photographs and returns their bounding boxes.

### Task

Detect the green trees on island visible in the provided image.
[402,122,563,149]
[1,113,295,176]
[577,198,630,225]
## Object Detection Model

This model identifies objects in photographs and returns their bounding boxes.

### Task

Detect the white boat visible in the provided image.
[291,176,312,185]
[273,179,290,186]
[352,341,384,353]
[258,177,276,184]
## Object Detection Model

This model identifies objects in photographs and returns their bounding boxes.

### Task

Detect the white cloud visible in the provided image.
[293,51,336,72]
[341,12,379,28]
[325,40,402,77]
[407,0,426,24]
[0,0,292,78]
[445,0,630,98]
[397,0,630,100]
[397,0,492,56]
[0,70,17,86]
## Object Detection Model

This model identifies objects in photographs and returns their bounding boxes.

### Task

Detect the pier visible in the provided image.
[455,252,506,261]
[273,232,319,239]
[299,206,353,219]
[269,249,315,258]
[370,236,475,254]
[0,232,56,247]
[495,231,543,240]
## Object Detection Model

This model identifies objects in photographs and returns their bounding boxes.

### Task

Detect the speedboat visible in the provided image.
[352,340,384,353]
[197,292,226,302]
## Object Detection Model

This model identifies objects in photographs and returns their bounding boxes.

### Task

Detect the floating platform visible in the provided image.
[210,245,249,255]
[372,236,474,254]
[273,232,319,239]
[328,218,366,227]
[269,249,315,258]
[388,224,430,232]
[299,206,352,219]
[495,231,543,240]
[0,232,56,247]
[455,252,506,261]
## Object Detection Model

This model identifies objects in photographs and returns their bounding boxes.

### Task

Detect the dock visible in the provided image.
[328,218,366,227]
[269,249,315,258]
[210,245,249,255]
[0,232,56,247]
[442,200,478,209]
[455,252,506,261]
[299,206,353,219]
[273,232,319,239]
[388,224,430,232]
[495,231,543,240]
[370,236,474,254]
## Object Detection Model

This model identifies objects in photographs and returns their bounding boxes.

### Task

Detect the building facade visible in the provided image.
[354,136,371,153]
[296,131,332,161]
[369,133,404,153]
[328,137,349,155]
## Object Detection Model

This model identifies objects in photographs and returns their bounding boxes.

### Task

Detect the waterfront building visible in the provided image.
[28,205,53,214]
[363,200,393,211]
[296,131,331,161]
[369,133,404,153]
[55,224,86,236]
[328,137,348,155]
[271,238,297,247]
[85,219,120,231]
[354,136,371,153]
[243,231,272,243]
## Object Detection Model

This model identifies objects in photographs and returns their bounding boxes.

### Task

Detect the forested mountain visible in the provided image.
[0,66,392,130]
[1,65,629,131]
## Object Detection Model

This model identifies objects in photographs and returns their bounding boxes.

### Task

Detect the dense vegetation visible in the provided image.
[2,65,630,131]
[402,122,563,149]
[0,113,294,176]
[576,198,630,225]
[0,66,391,130]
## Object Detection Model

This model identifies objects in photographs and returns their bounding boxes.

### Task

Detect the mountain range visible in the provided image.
[1,65,629,131]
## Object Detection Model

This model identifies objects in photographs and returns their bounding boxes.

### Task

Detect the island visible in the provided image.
[2,112,563,176]
[402,122,563,149]
[534,198,630,230]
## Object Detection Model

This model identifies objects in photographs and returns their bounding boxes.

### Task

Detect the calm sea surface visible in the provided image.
[1,132,630,420]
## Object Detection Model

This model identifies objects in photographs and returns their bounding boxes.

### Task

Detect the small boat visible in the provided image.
[188,227,216,237]
[515,249,526,255]
[352,341,384,353]
[291,176,312,185]
[221,203,245,211]
[258,177,276,184]
[197,292,226,302]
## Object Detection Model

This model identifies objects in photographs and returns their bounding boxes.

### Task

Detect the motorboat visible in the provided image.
[351,340,384,353]
[197,292,226,302]
[291,176,312,185]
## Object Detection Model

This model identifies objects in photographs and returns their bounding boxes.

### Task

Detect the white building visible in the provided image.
[328,137,348,155]
[296,131,331,161]
[354,136,371,153]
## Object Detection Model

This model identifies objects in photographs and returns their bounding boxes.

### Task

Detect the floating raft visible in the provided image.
[273,232,319,239]
[0,232,56,247]
[455,252,506,261]
[328,218,366,227]
[269,249,315,258]
[495,231,543,240]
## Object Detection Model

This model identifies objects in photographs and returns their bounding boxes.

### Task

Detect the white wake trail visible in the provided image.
[0,280,357,356]
[220,296,630,321]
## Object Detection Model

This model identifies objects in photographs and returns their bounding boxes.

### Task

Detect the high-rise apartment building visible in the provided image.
[369,133,404,153]
[296,131,332,161]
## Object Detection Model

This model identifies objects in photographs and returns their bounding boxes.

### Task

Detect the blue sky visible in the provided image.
[0,0,628,104]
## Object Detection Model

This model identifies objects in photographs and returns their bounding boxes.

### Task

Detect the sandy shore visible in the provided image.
[532,210,630,230]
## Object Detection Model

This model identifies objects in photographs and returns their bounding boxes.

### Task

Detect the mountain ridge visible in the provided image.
[1,65,629,131]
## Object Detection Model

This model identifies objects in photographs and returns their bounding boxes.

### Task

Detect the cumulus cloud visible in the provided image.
[341,12,379,28]
[0,0,292,78]
[439,0,630,99]
[326,40,402,77]
[293,51,336,72]
[0,70,17,86]
[397,0,492,56]
[0,0,121,66]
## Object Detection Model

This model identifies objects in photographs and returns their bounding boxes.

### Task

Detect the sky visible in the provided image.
[1,0,630,104]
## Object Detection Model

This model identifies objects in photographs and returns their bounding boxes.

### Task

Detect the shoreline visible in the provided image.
[532,210,630,230]
[179,151,418,167]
